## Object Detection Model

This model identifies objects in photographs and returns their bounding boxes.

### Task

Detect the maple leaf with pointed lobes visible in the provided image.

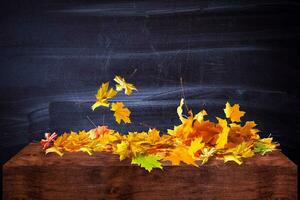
[114,75,137,95]
[110,102,131,124]
[91,82,117,110]
[115,141,130,160]
[224,102,246,122]
[147,128,161,144]
[164,146,198,167]
[188,137,205,159]
[131,155,163,172]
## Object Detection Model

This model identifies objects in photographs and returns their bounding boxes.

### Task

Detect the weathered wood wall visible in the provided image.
[0,0,299,167]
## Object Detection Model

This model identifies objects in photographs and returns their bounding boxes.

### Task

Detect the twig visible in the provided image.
[86,115,97,128]
[128,68,138,79]
[180,77,189,111]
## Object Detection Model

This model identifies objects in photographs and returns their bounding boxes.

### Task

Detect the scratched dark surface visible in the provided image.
[0,0,300,170]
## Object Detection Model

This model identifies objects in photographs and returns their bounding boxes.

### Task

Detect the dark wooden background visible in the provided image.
[1,0,299,171]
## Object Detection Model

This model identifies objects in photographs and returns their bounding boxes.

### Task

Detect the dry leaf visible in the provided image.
[92,82,117,110]
[114,75,137,95]
[110,102,131,124]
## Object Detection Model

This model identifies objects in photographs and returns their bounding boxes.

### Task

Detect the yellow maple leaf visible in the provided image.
[147,128,161,144]
[223,154,242,165]
[114,75,137,95]
[194,110,207,122]
[188,137,205,159]
[115,141,130,160]
[164,146,198,167]
[199,147,216,164]
[110,102,131,124]
[215,117,230,149]
[92,82,117,110]
[45,146,63,156]
[222,141,255,165]
[224,102,245,122]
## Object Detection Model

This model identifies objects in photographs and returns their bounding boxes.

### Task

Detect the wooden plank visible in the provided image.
[3,143,297,200]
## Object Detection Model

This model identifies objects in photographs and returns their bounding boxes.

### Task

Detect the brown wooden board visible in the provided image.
[3,143,297,200]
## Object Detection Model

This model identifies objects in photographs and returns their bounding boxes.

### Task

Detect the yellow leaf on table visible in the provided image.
[115,141,130,160]
[110,102,131,124]
[45,146,63,157]
[147,128,161,144]
[188,137,205,159]
[223,154,242,165]
[164,146,198,167]
[199,147,216,164]
[79,147,93,155]
[114,75,137,95]
[224,102,245,122]
[92,82,117,110]
[215,117,230,149]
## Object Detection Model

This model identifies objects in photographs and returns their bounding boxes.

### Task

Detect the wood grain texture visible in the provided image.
[3,143,297,200]
[0,0,299,165]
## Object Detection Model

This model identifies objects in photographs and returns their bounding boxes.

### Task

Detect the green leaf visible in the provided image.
[254,142,273,155]
[131,155,163,172]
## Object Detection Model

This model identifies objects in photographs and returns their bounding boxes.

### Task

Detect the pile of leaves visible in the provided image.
[41,76,278,172]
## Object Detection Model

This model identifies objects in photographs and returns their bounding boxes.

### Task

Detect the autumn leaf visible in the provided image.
[177,98,186,122]
[92,82,117,110]
[224,102,245,122]
[164,146,198,167]
[188,137,205,159]
[131,154,163,172]
[223,142,254,165]
[194,110,207,122]
[147,128,161,144]
[115,141,130,160]
[114,75,137,95]
[110,102,131,124]
[45,146,63,156]
[199,147,216,164]
[223,154,242,165]
[88,126,110,139]
[215,117,230,149]
[254,137,276,155]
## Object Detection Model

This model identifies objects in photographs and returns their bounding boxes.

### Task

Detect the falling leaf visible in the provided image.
[224,102,245,122]
[110,102,131,124]
[131,155,162,172]
[114,75,137,95]
[177,98,186,122]
[92,82,117,110]
[215,118,230,149]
